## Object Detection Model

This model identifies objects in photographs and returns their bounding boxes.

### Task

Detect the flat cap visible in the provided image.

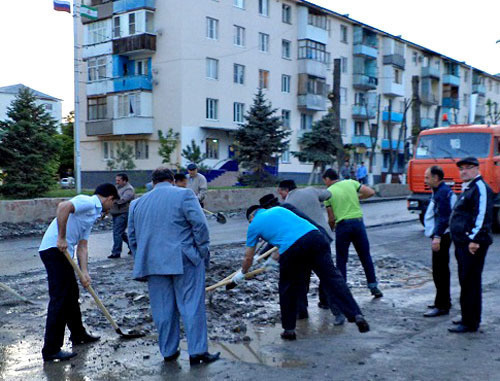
[456,157,479,167]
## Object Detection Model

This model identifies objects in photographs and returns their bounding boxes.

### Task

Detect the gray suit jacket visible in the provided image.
[285,187,334,240]
[128,182,210,280]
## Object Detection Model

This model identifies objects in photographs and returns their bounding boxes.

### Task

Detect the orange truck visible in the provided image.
[407,124,500,231]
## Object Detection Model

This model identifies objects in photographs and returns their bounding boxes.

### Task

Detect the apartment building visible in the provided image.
[79,0,500,186]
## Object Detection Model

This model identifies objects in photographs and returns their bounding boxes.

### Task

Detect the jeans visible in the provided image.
[111,213,130,255]
[335,218,377,287]
[432,233,452,310]
[40,248,85,356]
[279,230,362,331]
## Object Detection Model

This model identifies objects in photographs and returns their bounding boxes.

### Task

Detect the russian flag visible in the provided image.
[54,0,71,13]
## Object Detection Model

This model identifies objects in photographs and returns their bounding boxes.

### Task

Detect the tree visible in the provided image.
[486,98,500,124]
[106,140,136,170]
[55,111,74,177]
[387,98,413,177]
[181,139,208,170]
[158,128,180,165]
[292,111,339,184]
[0,88,60,198]
[233,89,290,185]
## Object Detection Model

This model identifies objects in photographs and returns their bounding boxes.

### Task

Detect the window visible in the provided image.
[103,141,115,159]
[88,96,107,120]
[259,69,269,89]
[306,76,326,95]
[206,98,218,120]
[495,137,500,156]
[234,64,245,84]
[259,0,269,16]
[281,109,291,129]
[233,102,245,123]
[282,39,291,59]
[44,103,53,111]
[298,39,329,63]
[136,59,148,76]
[340,118,347,135]
[281,74,291,93]
[128,13,136,35]
[206,58,219,80]
[300,113,313,130]
[206,17,219,40]
[145,11,154,33]
[308,12,327,30]
[88,57,107,82]
[355,92,366,105]
[259,33,270,52]
[113,17,121,39]
[206,138,219,159]
[135,140,149,160]
[464,70,468,83]
[355,121,365,136]
[280,149,291,163]
[489,80,492,91]
[463,94,468,108]
[234,0,245,9]
[117,93,140,117]
[234,25,245,46]
[340,87,347,104]
[394,68,402,84]
[341,56,348,73]
[383,125,391,139]
[282,4,291,24]
[412,52,418,64]
[340,25,348,43]
[88,20,108,44]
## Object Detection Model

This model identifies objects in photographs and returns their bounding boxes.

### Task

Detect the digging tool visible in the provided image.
[206,247,277,292]
[203,208,227,224]
[0,281,33,304]
[63,250,145,339]
[208,267,268,292]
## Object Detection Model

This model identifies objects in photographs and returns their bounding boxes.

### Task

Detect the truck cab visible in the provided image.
[407,124,500,230]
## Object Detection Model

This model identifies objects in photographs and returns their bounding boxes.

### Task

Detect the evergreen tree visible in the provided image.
[106,140,136,170]
[233,89,290,185]
[158,128,180,165]
[0,88,60,198]
[182,139,208,170]
[55,111,75,177]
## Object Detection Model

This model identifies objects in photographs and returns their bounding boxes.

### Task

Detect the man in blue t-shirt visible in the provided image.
[235,205,370,340]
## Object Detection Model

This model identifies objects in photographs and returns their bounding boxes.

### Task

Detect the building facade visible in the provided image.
[79,0,500,186]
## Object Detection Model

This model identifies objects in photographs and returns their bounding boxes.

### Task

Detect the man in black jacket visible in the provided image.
[449,157,494,333]
[423,166,456,317]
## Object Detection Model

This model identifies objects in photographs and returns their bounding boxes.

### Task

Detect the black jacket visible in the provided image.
[450,176,494,246]
[424,182,456,238]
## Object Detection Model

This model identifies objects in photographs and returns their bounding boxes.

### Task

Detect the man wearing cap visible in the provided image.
[448,157,494,333]
[322,168,383,298]
[236,205,370,340]
[187,164,208,207]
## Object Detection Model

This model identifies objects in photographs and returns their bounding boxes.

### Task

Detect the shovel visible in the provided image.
[63,250,145,339]
[203,209,227,224]
[0,281,33,304]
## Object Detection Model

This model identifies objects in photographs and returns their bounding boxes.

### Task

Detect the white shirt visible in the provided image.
[39,195,102,257]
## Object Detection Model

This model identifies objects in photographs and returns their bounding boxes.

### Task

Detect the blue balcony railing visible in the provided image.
[472,83,486,95]
[421,66,440,79]
[442,74,460,87]
[442,97,460,109]
[382,110,403,123]
[353,74,378,90]
[352,135,372,148]
[113,75,152,92]
[381,139,404,151]
[352,104,376,119]
[113,0,155,13]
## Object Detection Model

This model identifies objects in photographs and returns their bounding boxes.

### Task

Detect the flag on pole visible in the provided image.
[53,0,71,13]
[81,4,98,20]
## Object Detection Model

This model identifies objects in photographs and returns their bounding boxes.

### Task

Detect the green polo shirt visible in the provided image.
[324,180,363,223]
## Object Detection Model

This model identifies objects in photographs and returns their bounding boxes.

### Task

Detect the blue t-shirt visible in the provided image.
[246,207,317,254]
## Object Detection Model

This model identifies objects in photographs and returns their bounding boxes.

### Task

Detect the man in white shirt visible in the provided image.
[39,183,118,362]
[187,163,208,207]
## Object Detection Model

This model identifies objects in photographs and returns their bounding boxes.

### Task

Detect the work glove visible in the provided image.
[232,270,245,284]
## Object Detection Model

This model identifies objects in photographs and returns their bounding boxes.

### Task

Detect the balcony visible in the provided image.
[297,7,328,44]
[83,41,112,60]
[352,104,376,120]
[421,66,440,79]
[86,119,113,136]
[112,33,156,56]
[421,117,434,129]
[353,74,378,90]
[442,97,460,109]
[383,54,405,69]
[81,1,113,24]
[298,59,327,78]
[85,117,153,136]
[476,104,486,117]
[353,44,378,59]
[381,139,404,151]
[352,135,372,148]
[87,80,113,96]
[473,83,486,95]
[297,94,326,111]
[382,110,403,123]
[113,75,152,92]
[442,74,460,87]
[421,92,439,105]
[113,0,155,13]
[383,81,405,97]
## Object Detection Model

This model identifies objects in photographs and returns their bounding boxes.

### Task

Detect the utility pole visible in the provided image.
[411,76,421,142]
[73,0,82,193]
[328,58,344,168]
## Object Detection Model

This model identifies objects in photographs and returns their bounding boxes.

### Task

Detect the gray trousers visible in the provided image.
[147,258,208,357]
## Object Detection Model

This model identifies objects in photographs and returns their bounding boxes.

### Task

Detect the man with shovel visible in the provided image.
[39,183,118,362]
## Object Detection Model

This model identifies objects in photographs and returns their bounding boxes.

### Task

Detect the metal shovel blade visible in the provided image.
[116,328,146,339]
[215,212,227,224]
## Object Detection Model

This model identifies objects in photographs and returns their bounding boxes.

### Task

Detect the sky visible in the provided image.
[0,0,499,117]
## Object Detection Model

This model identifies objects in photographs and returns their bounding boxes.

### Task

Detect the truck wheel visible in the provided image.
[419,213,425,226]
[494,208,500,233]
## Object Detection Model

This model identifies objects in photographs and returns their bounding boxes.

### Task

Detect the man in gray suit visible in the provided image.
[128,167,220,365]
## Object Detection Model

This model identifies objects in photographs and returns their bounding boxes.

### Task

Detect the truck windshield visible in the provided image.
[415,133,491,159]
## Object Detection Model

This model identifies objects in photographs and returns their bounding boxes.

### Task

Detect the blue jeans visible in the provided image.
[112,213,130,255]
[335,218,378,288]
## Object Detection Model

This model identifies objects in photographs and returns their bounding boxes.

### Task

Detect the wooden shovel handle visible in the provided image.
[63,250,120,331]
[206,267,267,292]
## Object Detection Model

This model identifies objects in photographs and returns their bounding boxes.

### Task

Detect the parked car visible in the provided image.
[60,177,75,189]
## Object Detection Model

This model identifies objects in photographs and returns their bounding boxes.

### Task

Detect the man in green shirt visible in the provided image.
[322,168,383,298]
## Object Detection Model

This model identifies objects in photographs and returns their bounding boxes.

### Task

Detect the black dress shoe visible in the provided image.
[280,330,297,341]
[317,301,329,310]
[452,318,463,325]
[108,254,120,259]
[448,324,477,333]
[423,308,449,318]
[164,350,180,362]
[427,304,435,309]
[71,332,100,345]
[43,350,77,362]
[355,315,370,333]
[189,352,220,365]
[370,287,383,298]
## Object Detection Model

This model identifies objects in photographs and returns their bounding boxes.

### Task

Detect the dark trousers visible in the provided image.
[335,219,377,287]
[279,230,362,330]
[454,242,489,330]
[40,248,85,356]
[432,233,452,310]
[296,272,329,314]
[111,213,130,255]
